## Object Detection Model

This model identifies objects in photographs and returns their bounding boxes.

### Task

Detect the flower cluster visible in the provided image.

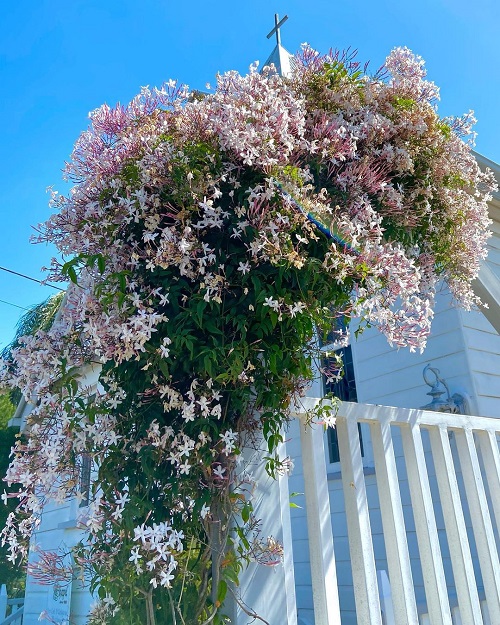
[0,45,495,623]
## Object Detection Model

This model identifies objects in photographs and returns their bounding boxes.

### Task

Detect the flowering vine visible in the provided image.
[0,45,496,624]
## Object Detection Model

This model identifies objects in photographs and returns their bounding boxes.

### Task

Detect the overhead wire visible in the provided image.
[0,265,65,319]
[0,299,30,311]
[0,265,65,291]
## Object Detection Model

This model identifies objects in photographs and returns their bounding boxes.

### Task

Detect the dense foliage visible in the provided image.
[0,395,24,597]
[0,46,495,623]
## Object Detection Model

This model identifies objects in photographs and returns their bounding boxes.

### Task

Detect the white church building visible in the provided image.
[3,25,500,625]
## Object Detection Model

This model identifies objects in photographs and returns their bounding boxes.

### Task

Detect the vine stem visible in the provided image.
[137,587,156,625]
[178,535,195,604]
[198,607,219,625]
[228,586,271,625]
[146,589,156,625]
[210,500,223,604]
[167,587,177,625]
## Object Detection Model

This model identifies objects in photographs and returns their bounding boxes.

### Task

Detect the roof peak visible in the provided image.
[263,14,293,77]
[263,43,294,78]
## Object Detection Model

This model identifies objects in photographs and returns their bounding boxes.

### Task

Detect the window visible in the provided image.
[320,322,362,465]
[79,453,91,508]
[323,344,358,402]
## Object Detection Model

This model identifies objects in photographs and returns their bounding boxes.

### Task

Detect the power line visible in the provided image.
[0,266,64,291]
[0,299,29,311]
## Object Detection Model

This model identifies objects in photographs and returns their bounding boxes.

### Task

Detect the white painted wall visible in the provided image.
[22,498,93,625]
[230,435,298,625]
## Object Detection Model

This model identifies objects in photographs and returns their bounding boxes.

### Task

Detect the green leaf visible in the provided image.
[205,319,223,336]
[118,272,127,292]
[158,359,170,379]
[67,266,78,284]
[195,299,206,326]
[241,504,250,523]
[203,354,213,377]
[224,567,239,586]
[117,292,126,308]
[97,255,106,274]
[69,378,79,396]
[217,580,228,604]
[239,534,250,551]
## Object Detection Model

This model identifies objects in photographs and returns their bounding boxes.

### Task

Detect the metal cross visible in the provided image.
[266,13,289,46]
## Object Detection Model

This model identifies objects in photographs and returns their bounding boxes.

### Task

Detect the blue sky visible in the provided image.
[0,0,499,350]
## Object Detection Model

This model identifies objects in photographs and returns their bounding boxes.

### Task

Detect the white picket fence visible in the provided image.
[292,399,500,625]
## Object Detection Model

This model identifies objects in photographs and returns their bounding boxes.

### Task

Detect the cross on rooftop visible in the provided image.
[266,13,289,46]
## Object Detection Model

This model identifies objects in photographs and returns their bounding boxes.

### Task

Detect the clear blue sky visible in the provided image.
[0,0,499,350]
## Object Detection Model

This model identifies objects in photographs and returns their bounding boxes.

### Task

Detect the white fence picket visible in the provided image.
[370,417,419,625]
[400,421,453,625]
[428,425,483,625]
[336,415,383,625]
[476,429,500,533]
[299,417,341,625]
[454,428,500,624]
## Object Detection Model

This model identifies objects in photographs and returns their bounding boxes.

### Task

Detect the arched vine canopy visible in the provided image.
[0,45,496,624]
